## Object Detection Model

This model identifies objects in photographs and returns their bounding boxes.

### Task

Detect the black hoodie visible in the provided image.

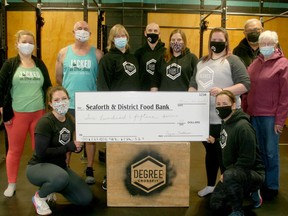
[233,38,260,68]
[134,40,166,91]
[97,47,140,91]
[152,48,198,91]
[219,109,265,176]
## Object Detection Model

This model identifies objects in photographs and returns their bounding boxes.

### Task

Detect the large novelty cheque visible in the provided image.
[75,92,209,142]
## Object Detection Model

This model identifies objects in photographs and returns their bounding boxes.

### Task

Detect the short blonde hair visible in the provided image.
[15,30,35,43]
[107,24,129,51]
[258,30,278,44]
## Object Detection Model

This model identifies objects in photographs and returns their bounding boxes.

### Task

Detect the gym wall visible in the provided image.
[6,11,288,85]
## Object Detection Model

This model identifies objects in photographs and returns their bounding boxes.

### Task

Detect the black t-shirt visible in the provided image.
[28,112,75,169]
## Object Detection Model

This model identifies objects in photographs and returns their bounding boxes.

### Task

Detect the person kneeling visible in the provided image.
[209,90,265,216]
[26,86,93,215]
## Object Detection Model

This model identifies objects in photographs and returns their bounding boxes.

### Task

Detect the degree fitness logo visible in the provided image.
[124,150,176,196]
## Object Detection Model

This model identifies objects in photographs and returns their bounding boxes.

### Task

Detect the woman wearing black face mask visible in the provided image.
[188,27,250,198]
[210,90,265,216]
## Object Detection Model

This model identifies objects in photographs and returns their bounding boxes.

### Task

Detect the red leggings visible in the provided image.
[5,110,45,183]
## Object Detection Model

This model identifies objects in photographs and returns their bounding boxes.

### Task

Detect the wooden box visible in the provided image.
[106,142,190,207]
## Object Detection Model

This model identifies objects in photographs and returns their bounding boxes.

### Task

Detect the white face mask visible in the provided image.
[51,99,70,116]
[17,43,34,55]
[75,30,90,42]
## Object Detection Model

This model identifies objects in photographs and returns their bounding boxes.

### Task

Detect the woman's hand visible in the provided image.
[210,87,222,97]
[74,141,84,153]
[207,135,215,144]
[274,124,283,135]
[0,107,12,125]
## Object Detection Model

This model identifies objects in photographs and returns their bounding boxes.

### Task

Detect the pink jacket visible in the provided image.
[243,48,288,126]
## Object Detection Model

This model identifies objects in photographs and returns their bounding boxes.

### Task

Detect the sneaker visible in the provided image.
[85,167,95,185]
[46,193,57,202]
[251,189,262,208]
[3,183,16,197]
[198,186,214,197]
[32,191,52,215]
[102,176,107,191]
[228,210,244,216]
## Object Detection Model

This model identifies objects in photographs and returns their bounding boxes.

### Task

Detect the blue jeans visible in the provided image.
[251,116,280,190]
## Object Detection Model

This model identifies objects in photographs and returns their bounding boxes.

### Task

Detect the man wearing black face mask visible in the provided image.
[134,22,166,91]
[233,19,263,68]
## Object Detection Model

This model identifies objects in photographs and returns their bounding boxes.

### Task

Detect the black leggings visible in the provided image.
[203,124,223,186]
[210,167,264,211]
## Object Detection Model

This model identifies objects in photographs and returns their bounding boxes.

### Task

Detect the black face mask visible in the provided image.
[216,106,233,119]
[210,41,226,53]
[247,32,260,43]
[147,33,159,44]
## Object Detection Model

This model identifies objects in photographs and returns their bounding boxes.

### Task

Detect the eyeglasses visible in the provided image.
[245,28,262,34]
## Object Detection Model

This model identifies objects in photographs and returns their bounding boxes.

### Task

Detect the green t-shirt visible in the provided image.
[11,66,45,112]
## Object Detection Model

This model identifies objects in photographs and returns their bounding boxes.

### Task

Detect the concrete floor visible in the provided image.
[1,126,288,216]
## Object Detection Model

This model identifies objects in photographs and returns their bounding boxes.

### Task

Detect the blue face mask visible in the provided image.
[114,37,127,49]
[260,46,275,56]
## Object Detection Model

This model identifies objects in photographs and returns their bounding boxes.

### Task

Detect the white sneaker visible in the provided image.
[4,183,16,197]
[85,176,96,184]
[198,186,215,197]
[46,193,57,202]
[32,191,52,215]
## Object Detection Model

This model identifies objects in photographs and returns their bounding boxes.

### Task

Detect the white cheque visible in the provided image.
[75,92,210,142]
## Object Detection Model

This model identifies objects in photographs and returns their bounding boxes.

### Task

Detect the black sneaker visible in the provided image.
[85,167,95,185]
[102,176,107,191]
[251,189,262,208]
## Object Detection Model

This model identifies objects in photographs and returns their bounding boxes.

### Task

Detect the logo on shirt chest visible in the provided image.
[219,129,227,149]
[69,59,92,72]
[197,66,214,89]
[166,63,181,80]
[19,71,41,82]
[59,127,71,145]
[123,61,136,76]
[146,59,157,75]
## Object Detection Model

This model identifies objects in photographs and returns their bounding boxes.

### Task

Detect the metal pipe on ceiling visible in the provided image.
[263,10,288,23]
[39,6,288,19]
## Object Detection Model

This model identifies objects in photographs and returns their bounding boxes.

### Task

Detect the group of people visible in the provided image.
[192,19,288,216]
[0,17,287,216]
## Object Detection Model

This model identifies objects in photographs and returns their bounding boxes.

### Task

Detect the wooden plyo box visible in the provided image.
[107,142,191,207]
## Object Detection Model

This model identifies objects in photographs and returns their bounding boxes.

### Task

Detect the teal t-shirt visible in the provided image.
[62,45,98,109]
[11,66,45,112]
